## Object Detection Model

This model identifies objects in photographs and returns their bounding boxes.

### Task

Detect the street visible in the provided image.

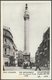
[4,66,49,71]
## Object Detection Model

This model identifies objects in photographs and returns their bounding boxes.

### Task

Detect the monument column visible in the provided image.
[24,4,30,54]
[23,4,30,61]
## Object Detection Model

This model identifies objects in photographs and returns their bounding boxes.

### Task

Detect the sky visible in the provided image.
[2,1,51,58]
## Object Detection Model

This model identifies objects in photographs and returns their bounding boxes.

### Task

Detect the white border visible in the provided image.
[1,1,51,79]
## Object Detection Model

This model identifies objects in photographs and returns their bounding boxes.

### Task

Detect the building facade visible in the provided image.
[35,27,50,68]
[18,50,23,66]
[13,43,18,66]
[3,26,18,66]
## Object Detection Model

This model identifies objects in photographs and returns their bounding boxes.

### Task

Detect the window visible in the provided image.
[13,52,14,55]
[5,48,6,54]
[5,32,7,35]
[5,38,7,42]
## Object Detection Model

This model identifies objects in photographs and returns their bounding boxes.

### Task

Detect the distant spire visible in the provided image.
[25,3,28,10]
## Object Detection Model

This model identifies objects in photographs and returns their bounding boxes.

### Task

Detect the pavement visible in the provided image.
[4,66,49,71]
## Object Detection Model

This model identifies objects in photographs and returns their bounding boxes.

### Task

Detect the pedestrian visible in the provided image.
[3,65,5,71]
[30,61,32,69]
[35,60,41,71]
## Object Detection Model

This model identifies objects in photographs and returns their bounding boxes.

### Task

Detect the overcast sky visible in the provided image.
[2,1,51,58]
